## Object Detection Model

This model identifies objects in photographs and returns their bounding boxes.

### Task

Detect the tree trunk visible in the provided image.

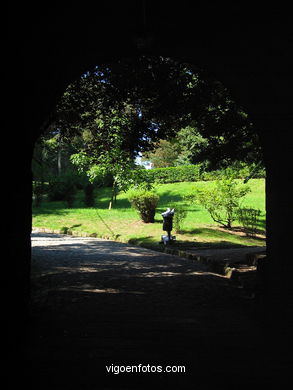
[57,146,62,176]
[108,181,117,209]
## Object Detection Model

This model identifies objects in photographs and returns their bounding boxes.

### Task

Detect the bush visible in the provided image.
[173,206,188,233]
[146,164,203,184]
[143,163,265,185]
[47,174,77,207]
[127,189,160,223]
[187,177,251,228]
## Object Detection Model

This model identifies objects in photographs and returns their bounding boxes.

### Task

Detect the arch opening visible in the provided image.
[31,55,265,248]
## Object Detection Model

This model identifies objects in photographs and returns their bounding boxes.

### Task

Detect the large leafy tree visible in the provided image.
[53,55,262,184]
[142,126,210,167]
[55,56,202,155]
[141,139,182,168]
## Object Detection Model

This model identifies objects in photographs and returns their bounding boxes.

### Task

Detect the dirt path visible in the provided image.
[25,233,289,389]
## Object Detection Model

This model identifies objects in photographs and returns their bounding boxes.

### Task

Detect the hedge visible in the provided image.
[145,165,203,183]
[142,163,265,184]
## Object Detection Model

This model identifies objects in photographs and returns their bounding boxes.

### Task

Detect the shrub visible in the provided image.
[143,163,265,184]
[47,181,64,201]
[173,206,188,233]
[60,226,69,234]
[127,189,160,223]
[47,174,77,207]
[146,164,203,184]
[187,177,251,228]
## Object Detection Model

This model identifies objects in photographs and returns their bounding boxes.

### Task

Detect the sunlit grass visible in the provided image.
[33,179,266,249]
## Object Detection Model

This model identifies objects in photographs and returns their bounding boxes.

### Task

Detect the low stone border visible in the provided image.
[32,227,115,240]
[164,247,242,276]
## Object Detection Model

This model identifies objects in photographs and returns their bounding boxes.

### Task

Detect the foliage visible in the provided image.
[146,164,203,183]
[47,174,77,208]
[144,162,265,184]
[32,128,80,183]
[142,139,182,168]
[71,150,156,208]
[201,162,265,182]
[142,126,210,168]
[127,189,160,223]
[186,176,251,228]
[53,56,262,184]
[33,55,264,216]
[32,181,45,207]
[237,207,261,236]
[83,183,95,207]
[174,126,209,165]
[173,206,188,233]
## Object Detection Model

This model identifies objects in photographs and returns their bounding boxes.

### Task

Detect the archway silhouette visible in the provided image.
[19,3,292,350]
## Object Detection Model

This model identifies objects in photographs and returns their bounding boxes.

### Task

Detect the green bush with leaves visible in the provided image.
[187,177,251,228]
[144,162,265,185]
[146,164,203,184]
[127,189,160,223]
[47,174,77,208]
[173,206,188,233]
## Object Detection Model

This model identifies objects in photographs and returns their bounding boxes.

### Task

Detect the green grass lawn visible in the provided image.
[32,179,266,250]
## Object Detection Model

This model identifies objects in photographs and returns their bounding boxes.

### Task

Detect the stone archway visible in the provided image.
[18,5,292,323]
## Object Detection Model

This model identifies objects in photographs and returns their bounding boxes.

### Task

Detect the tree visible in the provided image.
[142,139,182,168]
[141,126,210,168]
[174,126,209,166]
[32,127,81,182]
[187,175,251,228]
[52,55,262,194]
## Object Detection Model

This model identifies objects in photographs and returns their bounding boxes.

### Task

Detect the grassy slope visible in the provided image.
[33,179,266,250]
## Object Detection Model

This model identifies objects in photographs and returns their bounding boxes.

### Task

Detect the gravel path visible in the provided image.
[26,233,289,389]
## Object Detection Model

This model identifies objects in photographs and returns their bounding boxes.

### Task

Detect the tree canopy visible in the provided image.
[48,55,262,182]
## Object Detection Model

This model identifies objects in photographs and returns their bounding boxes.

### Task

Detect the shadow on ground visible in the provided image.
[25,233,289,390]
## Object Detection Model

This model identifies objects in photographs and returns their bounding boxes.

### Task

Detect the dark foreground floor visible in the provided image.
[23,233,291,389]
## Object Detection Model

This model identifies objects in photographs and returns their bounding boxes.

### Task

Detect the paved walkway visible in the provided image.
[25,233,289,389]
